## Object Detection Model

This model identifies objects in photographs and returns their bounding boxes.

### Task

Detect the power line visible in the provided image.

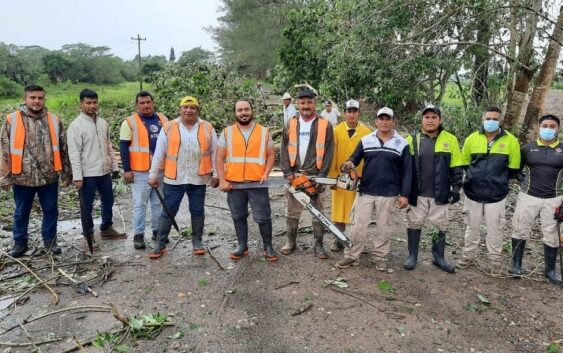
[131,34,146,90]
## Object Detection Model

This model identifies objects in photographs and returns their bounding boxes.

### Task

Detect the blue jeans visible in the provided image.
[131,171,163,235]
[80,173,114,236]
[13,182,59,246]
[157,183,206,238]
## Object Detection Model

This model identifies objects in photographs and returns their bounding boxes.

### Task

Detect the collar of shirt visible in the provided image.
[536,138,560,148]
[344,121,358,130]
[175,116,200,130]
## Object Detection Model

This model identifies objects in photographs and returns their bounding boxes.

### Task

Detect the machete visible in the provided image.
[153,186,181,234]
[229,178,288,189]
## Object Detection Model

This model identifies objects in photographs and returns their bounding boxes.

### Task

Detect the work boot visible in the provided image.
[335,257,359,269]
[330,223,346,252]
[229,218,249,260]
[404,228,421,270]
[156,219,172,244]
[544,243,562,285]
[148,241,167,259]
[259,222,278,262]
[373,257,387,271]
[280,218,298,255]
[100,226,127,240]
[489,260,503,276]
[44,237,62,255]
[456,256,474,269]
[313,223,328,260]
[10,243,29,258]
[509,238,526,277]
[133,234,146,250]
[432,231,455,273]
[191,216,206,255]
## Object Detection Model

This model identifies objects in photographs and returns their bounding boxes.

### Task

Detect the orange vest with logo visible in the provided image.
[224,123,269,182]
[163,119,213,180]
[287,116,328,169]
[126,112,168,172]
[7,111,62,175]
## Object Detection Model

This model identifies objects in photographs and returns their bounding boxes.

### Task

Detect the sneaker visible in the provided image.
[151,230,157,241]
[335,257,359,269]
[456,257,474,269]
[100,226,127,240]
[133,234,146,250]
[44,238,62,255]
[373,257,387,271]
[10,244,29,258]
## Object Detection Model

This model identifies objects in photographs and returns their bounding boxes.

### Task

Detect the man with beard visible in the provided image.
[280,87,335,259]
[0,84,72,257]
[119,91,168,250]
[216,100,277,261]
[403,105,462,273]
[148,96,219,259]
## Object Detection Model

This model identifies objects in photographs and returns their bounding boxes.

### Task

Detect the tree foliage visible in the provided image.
[177,47,215,66]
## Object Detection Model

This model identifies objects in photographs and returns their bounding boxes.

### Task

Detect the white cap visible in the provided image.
[377,107,394,118]
[281,92,291,100]
[345,99,360,110]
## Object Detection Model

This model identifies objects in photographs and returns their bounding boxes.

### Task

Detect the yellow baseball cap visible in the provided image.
[179,96,199,107]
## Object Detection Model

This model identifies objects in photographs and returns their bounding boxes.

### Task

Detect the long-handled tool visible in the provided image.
[78,190,94,255]
[153,186,181,240]
[554,202,563,287]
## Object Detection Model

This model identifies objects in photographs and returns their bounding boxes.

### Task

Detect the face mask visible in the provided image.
[483,120,500,133]
[539,127,557,141]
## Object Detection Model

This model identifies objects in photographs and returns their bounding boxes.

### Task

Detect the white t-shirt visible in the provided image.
[321,109,340,125]
[298,116,315,166]
[283,104,297,125]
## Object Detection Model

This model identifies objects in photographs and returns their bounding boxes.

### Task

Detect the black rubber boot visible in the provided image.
[191,216,205,255]
[149,241,167,259]
[313,223,328,260]
[11,243,29,258]
[229,218,249,260]
[151,230,157,241]
[133,234,146,250]
[280,218,298,255]
[509,238,526,276]
[259,222,278,262]
[544,243,562,285]
[432,231,455,273]
[157,217,172,244]
[44,236,62,255]
[404,228,421,270]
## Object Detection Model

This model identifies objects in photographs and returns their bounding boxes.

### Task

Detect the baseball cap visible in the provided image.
[281,92,291,100]
[422,104,441,117]
[345,99,360,110]
[377,107,394,118]
[179,96,199,107]
[297,87,317,99]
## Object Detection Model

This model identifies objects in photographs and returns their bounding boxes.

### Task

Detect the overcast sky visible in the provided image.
[0,0,220,60]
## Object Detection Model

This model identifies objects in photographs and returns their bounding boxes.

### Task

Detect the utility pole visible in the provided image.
[131,34,146,90]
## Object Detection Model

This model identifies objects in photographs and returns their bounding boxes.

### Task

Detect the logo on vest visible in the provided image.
[556,148,562,153]
[442,142,450,150]
[497,143,507,151]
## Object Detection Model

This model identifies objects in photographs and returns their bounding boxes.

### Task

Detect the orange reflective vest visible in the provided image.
[7,111,62,175]
[287,116,328,169]
[163,119,213,180]
[224,123,269,182]
[126,112,168,171]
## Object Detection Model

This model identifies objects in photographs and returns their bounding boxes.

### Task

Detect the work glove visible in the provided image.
[112,171,120,180]
[449,191,460,204]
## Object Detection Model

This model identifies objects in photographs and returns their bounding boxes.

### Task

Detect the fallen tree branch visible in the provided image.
[291,303,313,316]
[0,250,59,305]
[58,268,98,297]
[0,337,63,347]
[327,286,380,310]
[275,281,300,290]
[14,274,61,305]
[207,246,226,270]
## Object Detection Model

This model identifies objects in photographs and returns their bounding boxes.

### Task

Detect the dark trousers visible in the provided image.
[227,188,272,224]
[12,182,59,246]
[157,183,206,238]
[80,173,114,236]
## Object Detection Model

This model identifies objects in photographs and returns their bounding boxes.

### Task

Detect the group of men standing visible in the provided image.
[1,84,561,286]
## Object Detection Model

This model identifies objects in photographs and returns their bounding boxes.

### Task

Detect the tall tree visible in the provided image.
[169,47,176,63]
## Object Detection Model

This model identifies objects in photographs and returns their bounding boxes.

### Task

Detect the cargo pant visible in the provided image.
[462,196,506,262]
[285,188,327,226]
[407,196,449,231]
[343,194,396,260]
[512,192,563,248]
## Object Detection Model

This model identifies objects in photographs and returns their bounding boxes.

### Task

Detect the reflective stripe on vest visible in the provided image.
[288,116,328,169]
[163,120,213,180]
[7,111,62,174]
[224,123,268,182]
[127,112,168,171]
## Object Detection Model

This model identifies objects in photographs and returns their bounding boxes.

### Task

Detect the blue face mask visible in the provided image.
[539,127,557,141]
[483,120,500,133]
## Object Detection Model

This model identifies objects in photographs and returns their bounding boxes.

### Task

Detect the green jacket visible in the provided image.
[461,128,521,203]
[406,127,463,205]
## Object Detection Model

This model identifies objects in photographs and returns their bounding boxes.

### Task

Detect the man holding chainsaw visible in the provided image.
[148,96,219,259]
[328,99,371,252]
[510,114,562,285]
[336,107,412,271]
[403,105,462,273]
[216,100,278,262]
[280,87,335,259]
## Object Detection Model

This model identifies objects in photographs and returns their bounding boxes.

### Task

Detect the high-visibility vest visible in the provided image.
[6,111,62,175]
[288,116,328,169]
[163,119,213,180]
[224,123,269,182]
[126,112,168,171]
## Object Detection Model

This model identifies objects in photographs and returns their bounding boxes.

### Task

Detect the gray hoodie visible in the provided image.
[67,112,118,180]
